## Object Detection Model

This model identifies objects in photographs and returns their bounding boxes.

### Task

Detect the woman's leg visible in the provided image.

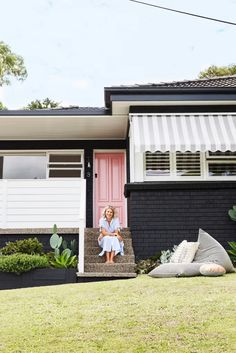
[110,251,115,263]
[105,252,110,263]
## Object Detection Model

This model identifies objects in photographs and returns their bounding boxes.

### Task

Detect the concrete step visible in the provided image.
[85,228,132,239]
[77,272,137,278]
[84,263,136,273]
[84,254,135,264]
[85,238,134,248]
[84,246,135,256]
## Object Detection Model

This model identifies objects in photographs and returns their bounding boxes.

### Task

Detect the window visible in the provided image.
[0,151,84,179]
[144,151,236,180]
[145,151,170,176]
[206,151,236,177]
[0,155,46,179]
[176,152,201,177]
[48,153,83,178]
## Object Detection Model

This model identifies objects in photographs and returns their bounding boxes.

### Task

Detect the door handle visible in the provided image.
[95,173,98,178]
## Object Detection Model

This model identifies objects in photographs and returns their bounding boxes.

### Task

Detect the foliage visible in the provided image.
[62,239,77,256]
[227,241,236,262]
[136,252,161,274]
[135,258,158,274]
[50,224,63,257]
[198,64,236,79]
[0,41,27,86]
[228,205,236,221]
[160,245,177,264]
[0,101,7,110]
[49,249,77,269]
[0,253,49,274]
[25,98,60,110]
[49,224,78,268]
[0,237,43,255]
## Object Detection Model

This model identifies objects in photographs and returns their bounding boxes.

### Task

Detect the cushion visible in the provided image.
[170,240,199,263]
[148,263,203,278]
[200,264,226,277]
[193,229,235,273]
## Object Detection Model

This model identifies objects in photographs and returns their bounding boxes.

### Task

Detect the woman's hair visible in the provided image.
[102,205,117,219]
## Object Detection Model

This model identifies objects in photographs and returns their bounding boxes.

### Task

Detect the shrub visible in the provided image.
[227,241,236,262]
[0,254,49,274]
[135,253,161,274]
[50,249,77,269]
[0,238,43,255]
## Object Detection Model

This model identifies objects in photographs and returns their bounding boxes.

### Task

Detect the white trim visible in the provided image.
[143,151,236,181]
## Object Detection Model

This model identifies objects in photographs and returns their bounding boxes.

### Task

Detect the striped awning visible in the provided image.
[131,114,236,152]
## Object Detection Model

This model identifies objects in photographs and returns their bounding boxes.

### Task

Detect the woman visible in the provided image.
[98,205,124,263]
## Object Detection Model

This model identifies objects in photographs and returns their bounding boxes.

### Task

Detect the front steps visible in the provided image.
[77,228,137,281]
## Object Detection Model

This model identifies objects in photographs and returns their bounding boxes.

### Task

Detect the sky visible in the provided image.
[0,0,236,109]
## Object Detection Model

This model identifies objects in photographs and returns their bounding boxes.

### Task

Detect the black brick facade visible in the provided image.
[125,182,236,260]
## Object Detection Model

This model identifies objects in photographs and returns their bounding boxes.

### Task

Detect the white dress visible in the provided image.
[98,217,124,256]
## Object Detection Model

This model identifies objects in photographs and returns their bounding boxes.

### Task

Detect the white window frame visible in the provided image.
[143,151,236,182]
[46,150,84,179]
[0,150,84,180]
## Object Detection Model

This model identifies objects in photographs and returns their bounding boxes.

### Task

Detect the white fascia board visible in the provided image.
[112,100,236,115]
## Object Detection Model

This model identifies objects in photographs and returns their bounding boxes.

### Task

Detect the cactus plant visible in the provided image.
[49,224,78,268]
[228,206,236,221]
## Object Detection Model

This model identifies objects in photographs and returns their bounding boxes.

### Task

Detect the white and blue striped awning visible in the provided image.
[131,114,236,153]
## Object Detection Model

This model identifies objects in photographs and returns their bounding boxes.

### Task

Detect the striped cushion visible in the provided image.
[170,240,199,263]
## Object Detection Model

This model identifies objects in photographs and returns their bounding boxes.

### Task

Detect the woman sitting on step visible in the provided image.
[98,205,124,264]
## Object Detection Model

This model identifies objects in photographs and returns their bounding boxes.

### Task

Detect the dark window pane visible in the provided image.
[48,164,82,168]
[208,151,236,158]
[49,169,81,178]
[208,163,236,176]
[145,151,170,176]
[49,154,81,163]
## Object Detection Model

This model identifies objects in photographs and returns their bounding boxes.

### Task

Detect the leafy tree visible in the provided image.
[25,98,60,110]
[0,101,7,110]
[0,41,27,86]
[199,64,236,79]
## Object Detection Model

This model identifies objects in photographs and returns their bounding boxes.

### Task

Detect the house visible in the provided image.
[0,75,236,269]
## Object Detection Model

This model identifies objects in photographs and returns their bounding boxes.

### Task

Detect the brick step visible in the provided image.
[77,272,137,278]
[84,246,135,256]
[85,238,133,248]
[84,254,135,264]
[84,263,136,273]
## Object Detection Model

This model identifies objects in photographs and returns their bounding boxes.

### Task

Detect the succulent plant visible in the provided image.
[228,206,236,221]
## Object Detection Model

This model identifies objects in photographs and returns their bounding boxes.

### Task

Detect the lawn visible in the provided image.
[0,274,235,353]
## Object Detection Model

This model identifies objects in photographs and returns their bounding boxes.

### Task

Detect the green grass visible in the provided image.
[0,274,235,353]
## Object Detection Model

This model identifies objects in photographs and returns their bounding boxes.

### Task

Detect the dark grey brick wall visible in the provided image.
[126,183,236,260]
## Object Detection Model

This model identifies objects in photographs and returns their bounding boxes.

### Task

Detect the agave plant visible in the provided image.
[228,206,236,221]
[50,249,77,269]
[227,241,236,262]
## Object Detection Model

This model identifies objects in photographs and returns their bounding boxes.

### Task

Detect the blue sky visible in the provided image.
[0,0,236,109]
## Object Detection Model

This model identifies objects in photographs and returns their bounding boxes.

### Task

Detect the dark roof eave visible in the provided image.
[104,86,236,108]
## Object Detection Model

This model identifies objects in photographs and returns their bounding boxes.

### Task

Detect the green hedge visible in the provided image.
[0,237,43,255]
[0,254,49,274]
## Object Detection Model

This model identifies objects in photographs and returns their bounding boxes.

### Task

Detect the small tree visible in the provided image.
[199,64,236,79]
[25,98,60,110]
[0,41,27,86]
[0,101,7,110]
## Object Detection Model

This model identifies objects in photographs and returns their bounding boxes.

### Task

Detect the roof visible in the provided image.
[109,75,236,89]
[0,106,109,116]
[104,75,236,108]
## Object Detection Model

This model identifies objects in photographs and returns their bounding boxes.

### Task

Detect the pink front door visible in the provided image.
[94,152,126,227]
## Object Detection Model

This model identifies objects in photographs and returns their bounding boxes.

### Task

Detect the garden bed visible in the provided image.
[0,268,77,290]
